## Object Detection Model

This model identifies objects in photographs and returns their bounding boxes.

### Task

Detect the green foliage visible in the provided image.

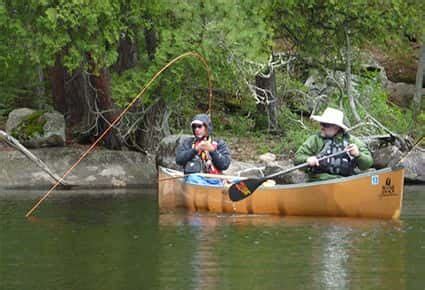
[111,0,271,133]
[269,0,421,68]
[214,113,256,137]
[276,71,310,110]
[356,74,413,134]
[1,0,422,155]
[415,112,425,138]
[0,93,16,116]
[0,0,136,116]
[277,107,314,152]
[25,0,123,70]
[11,111,46,140]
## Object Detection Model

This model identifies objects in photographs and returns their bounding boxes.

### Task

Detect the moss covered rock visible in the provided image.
[11,110,46,140]
[6,108,65,148]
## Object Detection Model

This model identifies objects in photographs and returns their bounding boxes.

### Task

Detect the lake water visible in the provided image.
[0,186,424,290]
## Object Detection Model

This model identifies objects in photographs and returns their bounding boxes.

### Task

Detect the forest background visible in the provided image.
[1,0,424,160]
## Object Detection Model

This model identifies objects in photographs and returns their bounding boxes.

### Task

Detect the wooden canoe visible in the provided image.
[158,166,404,219]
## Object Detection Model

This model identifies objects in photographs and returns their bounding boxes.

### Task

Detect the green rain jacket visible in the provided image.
[294,133,373,181]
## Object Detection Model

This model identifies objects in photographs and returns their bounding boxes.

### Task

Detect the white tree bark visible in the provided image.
[344,25,361,122]
[413,42,425,120]
[36,65,46,100]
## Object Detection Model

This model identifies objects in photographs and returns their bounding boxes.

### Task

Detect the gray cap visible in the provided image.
[191,113,213,134]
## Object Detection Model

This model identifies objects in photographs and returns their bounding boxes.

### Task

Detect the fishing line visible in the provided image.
[26,51,213,217]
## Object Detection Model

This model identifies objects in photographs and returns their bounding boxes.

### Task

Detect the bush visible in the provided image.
[213,112,255,137]
[11,111,46,140]
[357,74,413,134]
[277,107,314,153]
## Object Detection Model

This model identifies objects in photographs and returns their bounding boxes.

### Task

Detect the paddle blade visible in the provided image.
[228,178,266,202]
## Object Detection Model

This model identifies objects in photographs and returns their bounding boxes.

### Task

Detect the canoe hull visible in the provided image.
[158,167,404,219]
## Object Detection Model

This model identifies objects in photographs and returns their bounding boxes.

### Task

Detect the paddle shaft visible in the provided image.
[228,150,350,202]
[262,150,348,181]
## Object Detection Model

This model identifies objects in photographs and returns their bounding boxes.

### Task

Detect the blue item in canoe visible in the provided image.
[185,174,224,187]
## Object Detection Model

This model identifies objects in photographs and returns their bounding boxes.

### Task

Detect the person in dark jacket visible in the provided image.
[176,114,231,174]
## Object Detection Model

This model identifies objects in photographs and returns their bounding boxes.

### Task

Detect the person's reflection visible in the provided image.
[311,219,405,290]
[158,213,220,289]
[185,214,220,290]
[159,212,289,289]
[319,226,350,289]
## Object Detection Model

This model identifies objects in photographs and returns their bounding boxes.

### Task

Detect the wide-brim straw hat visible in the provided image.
[310,107,349,131]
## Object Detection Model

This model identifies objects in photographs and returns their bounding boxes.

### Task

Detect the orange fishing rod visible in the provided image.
[26,51,213,217]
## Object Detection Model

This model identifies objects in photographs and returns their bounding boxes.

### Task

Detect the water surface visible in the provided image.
[1,186,424,290]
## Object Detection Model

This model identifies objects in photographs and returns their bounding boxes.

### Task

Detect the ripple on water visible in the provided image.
[0,185,424,290]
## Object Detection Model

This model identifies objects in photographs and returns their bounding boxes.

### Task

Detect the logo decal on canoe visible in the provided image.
[235,182,251,196]
[381,177,397,197]
[371,175,379,185]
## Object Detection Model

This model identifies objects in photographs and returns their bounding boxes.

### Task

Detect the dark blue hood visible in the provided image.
[191,114,213,135]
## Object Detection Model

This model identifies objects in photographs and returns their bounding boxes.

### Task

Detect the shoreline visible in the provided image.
[0,144,424,190]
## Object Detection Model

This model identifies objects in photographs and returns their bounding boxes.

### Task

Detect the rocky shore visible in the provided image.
[0,134,423,190]
[0,147,156,190]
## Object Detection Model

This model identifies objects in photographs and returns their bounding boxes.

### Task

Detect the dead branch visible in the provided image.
[0,130,68,186]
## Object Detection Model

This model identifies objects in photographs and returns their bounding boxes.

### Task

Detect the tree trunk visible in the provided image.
[413,43,425,122]
[51,57,92,131]
[114,36,138,73]
[36,65,46,101]
[50,54,121,148]
[50,55,66,114]
[255,66,278,132]
[64,69,93,138]
[344,25,360,122]
[91,68,122,150]
[50,55,83,142]
[144,25,158,61]
[135,97,169,152]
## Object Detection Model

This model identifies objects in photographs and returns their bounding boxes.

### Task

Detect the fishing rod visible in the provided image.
[26,51,213,218]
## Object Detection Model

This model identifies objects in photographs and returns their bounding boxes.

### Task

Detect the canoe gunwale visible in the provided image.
[158,166,401,190]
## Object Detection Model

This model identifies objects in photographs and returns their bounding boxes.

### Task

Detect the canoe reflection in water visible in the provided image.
[158,212,405,289]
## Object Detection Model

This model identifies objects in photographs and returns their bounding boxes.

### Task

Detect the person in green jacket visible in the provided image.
[295,107,373,181]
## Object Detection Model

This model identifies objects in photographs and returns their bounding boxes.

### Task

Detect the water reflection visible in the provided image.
[0,190,160,290]
[0,186,423,290]
[319,227,350,289]
[159,213,405,290]
[159,212,401,229]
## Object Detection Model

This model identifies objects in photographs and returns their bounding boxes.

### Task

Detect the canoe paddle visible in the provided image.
[228,150,348,202]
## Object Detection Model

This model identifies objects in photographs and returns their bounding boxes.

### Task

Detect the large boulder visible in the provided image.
[156,134,191,171]
[384,81,417,107]
[224,160,263,177]
[6,108,65,148]
[6,108,34,132]
[372,145,403,169]
[0,147,156,189]
[258,152,276,164]
[358,51,388,85]
[263,160,308,184]
[38,111,66,146]
[400,148,425,183]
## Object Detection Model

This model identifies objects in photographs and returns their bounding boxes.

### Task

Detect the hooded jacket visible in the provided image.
[175,114,231,173]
